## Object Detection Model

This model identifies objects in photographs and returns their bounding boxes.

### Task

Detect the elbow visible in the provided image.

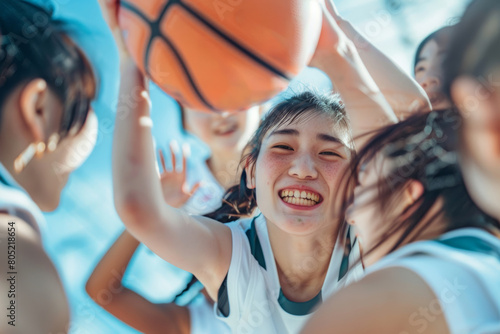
[114,194,159,233]
[85,279,106,306]
[85,279,121,309]
[85,280,98,302]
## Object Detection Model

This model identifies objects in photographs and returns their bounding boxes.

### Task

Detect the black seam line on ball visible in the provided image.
[179,1,291,81]
[120,0,219,111]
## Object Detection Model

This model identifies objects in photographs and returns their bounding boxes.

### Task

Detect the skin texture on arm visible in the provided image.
[86,230,190,334]
[112,59,231,300]
[301,267,450,334]
[310,1,398,147]
[0,214,70,334]
[328,0,431,118]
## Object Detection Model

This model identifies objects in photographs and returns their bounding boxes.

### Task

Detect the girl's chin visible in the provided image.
[274,216,329,235]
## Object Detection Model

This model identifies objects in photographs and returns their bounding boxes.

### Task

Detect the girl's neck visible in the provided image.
[267,222,337,303]
[362,208,448,268]
[206,149,241,190]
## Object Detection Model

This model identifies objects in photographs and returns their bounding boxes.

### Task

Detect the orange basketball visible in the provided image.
[118,0,322,112]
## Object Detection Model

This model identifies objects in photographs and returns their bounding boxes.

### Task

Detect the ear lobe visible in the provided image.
[19,79,49,143]
[406,180,424,204]
[244,159,256,189]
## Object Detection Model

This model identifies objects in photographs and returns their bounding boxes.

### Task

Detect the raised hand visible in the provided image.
[158,140,201,209]
[324,0,342,22]
[97,0,119,30]
[97,0,129,59]
[308,0,346,71]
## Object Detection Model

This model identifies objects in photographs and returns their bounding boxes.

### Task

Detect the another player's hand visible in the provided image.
[98,0,119,30]
[324,0,342,23]
[97,0,129,59]
[309,0,350,70]
[158,140,201,209]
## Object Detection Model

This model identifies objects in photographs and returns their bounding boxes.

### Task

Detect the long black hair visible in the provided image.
[0,0,96,139]
[340,109,499,261]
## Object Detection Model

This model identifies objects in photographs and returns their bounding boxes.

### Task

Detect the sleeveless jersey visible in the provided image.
[187,296,231,334]
[216,214,363,334]
[366,228,500,334]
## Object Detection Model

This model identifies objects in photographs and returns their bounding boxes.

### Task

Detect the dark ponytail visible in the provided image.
[204,169,257,223]
[0,0,96,138]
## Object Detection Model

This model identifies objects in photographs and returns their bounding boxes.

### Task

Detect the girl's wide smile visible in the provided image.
[278,186,323,210]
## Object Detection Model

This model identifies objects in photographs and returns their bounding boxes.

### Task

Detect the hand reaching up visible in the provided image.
[158,140,201,208]
[308,0,349,71]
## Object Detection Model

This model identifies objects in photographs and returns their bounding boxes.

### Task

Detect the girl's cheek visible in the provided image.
[322,160,349,184]
[260,151,290,169]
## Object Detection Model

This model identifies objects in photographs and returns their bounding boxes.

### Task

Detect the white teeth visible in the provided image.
[280,189,321,205]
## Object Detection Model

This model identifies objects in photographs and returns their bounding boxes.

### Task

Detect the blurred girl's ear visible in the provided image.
[405,180,424,205]
[244,158,256,189]
[19,79,51,143]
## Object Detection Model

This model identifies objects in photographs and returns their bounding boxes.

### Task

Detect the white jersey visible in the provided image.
[0,163,44,234]
[366,228,500,334]
[216,214,363,334]
[187,296,230,334]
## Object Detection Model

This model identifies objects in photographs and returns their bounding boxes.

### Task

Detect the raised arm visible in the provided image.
[86,230,190,334]
[310,1,397,146]
[112,59,231,300]
[326,0,431,117]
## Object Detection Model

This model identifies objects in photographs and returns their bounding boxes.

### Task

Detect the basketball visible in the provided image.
[118,0,322,112]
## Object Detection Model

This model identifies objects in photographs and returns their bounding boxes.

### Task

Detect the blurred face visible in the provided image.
[252,112,352,235]
[415,40,452,110]
[184,106,261,154]
[346,154,412,250]
[16,87,98,211]
[452,76,500,220]
[346,156,385,249]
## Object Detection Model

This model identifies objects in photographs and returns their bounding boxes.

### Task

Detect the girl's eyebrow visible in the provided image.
[268,128,299,137]
[317,133,345,146]
[416,56,426,64]
[269,128,345,146]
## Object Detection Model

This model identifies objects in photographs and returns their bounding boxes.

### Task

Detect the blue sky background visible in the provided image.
[32,0,472,332]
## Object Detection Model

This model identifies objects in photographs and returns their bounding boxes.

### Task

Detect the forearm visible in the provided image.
[319,37,397,140]
[336,18,431,117]
[111,61,231,293]
[86,230,139,302]
[112,59,165,221]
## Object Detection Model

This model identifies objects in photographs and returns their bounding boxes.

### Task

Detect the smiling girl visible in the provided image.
[111,1,415,333]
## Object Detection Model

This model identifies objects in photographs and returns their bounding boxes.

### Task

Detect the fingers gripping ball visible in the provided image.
[118,0,322,112]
